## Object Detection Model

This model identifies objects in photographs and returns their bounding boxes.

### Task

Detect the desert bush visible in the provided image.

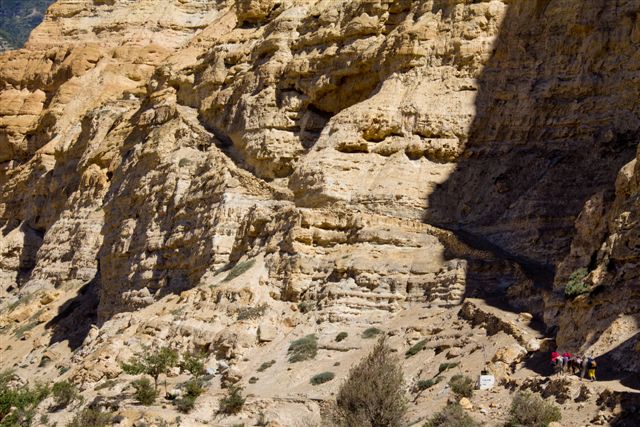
[237,303,268,320]
[405,339,428,358]
[121,346,178,390]
[335,332,348,342]
[506,391,561,427]
[437,362,459,373]
[249,377,258,384]
[332,337,407,427]
[94,379,119,391]
[218,385,245,415]
[449,375,474,398]
[174,378,204,413]
[423,403,481,427]
[223,259,255,282]
[66,407,113,427]
[51,380,80,410]
[257,360,276,372]
[362,327,383,339]
[564,268,590,298]
[288,335,318,363]
[131,377,156,405]
[0,371,50,426]
[310,372,335,385]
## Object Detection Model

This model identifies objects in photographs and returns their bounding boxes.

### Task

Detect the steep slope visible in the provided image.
[0,0,638,426]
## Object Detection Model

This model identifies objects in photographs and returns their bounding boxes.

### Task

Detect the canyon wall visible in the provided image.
[0,0,638,370]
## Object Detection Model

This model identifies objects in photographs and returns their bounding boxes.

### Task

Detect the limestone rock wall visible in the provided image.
[0,0,638,369]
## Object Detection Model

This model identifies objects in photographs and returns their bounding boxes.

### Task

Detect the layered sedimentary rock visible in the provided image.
[0,0,638,403]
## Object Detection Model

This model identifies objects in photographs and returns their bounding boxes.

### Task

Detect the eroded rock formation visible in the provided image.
[0,0,638,425]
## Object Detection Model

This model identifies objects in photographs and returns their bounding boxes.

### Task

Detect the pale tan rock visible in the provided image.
[459,397,473,410]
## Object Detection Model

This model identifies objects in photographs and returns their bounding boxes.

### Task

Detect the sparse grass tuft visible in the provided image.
[257,360,276,372]
[218,385,245,415]
[13,321,38,339]
[449,374,474,398]
[94,379,119,391]
[416,376,442,391]
[66,407,113,427]
[423,403,481,427]
[288,335,318,363]
[405,339,428,358]
[223,259,256,282]
[131,377,156,405]
[335,332,348,342]
[237,303,268,321]
[362,327,382,339]
[437,362,459,373]
[310,372,335,385]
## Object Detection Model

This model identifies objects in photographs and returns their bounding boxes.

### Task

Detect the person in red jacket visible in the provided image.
[551,351,561,373]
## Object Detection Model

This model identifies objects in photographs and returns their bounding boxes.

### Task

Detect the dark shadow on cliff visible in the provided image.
[425,0,639,340]
[45,270,99,350]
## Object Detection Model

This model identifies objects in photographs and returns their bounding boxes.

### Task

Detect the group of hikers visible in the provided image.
[551,351,597,381]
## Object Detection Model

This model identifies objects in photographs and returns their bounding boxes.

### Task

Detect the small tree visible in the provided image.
[121,346,178,391]
[333,337,407,427]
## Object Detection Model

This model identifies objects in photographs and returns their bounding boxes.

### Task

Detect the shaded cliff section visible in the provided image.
[426,0,639,368]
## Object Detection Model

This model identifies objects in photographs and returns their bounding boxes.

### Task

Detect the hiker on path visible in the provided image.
[587,356,597,381]
[562,352,571,372]
[551,351,562,374]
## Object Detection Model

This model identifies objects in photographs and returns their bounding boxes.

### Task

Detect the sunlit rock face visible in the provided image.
[0,4,638,420]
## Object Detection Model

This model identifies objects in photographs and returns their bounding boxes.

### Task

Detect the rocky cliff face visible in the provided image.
[0,0,638,425]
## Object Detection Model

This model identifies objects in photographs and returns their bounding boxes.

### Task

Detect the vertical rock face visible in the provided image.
[0,0,638,371]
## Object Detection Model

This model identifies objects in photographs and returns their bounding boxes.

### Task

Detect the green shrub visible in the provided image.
[66,407,113,427]
[564,268,590,298]
[335,332,348,342]
[237,303,268,321]
[310,372,335,385]
[506,391,561,427]
[449,375,474,398]
[405,339,428,358]
[287,335,318,363]
[223,259,256,282]
[298,301,314,313]
[423,403,481,427]
[51,380,80,410]
[362,327,383,339]
[257,360,276,372]
[0,372,50,427]
[121,346,178,390]
[180,352,206,379]
[437,362,459,373]
[218,385,245,415]
[416,377,442,391]
[332,337,407,427]
[131,377,156,405]
[174,378,204,413]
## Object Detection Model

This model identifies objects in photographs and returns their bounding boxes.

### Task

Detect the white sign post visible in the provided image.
[478,375,495,390]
